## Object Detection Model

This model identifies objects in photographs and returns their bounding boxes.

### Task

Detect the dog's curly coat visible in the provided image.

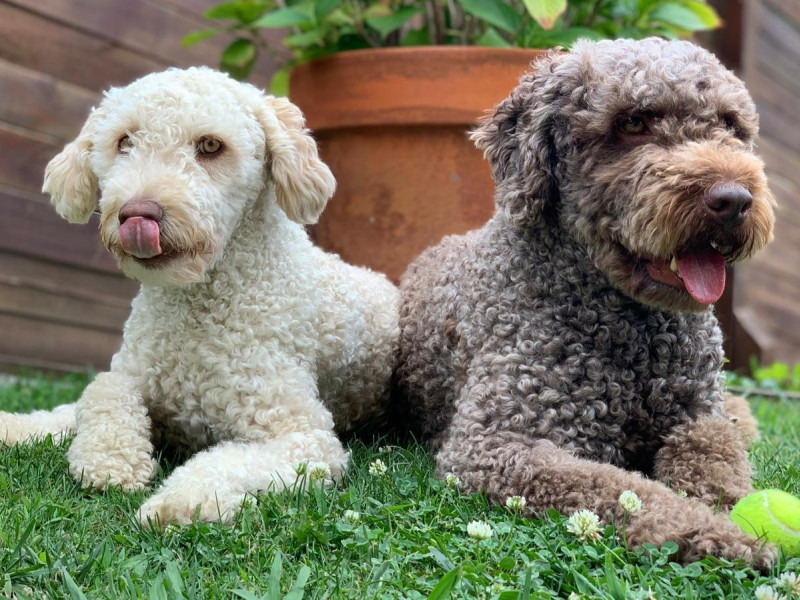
[0,67,398,525]
[396,39,776,567]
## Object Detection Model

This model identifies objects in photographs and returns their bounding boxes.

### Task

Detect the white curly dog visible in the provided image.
[0,67,398,525]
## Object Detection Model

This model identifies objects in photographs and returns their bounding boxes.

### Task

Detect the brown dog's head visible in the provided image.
[473,38,775,313]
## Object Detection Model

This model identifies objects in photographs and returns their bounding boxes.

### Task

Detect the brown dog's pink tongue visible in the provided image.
[119,217,162,259]
[675,248,726,305]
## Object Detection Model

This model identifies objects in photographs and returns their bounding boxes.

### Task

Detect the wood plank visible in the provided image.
[766,0,800,25]
[0,280,129,333]
[0,59,98,142]
[0,3,167,91]
[0,122,60,194]
[0,251,137,300]
[8,0,238,68]
[0,189,120,273]
[158,0,220,18]
[0,313,120,371]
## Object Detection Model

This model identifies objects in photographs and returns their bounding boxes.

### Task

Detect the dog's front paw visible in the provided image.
[688,527,777,572]
[138,487,245,527]
[68,442,156,492]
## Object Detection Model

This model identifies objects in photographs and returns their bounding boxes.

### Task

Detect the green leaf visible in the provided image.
[401,27,430,46]
[426,566,461,600]
[182,28,218,47]
[650,2,716,31]
[269,67,290,97]
[603,551,626,600]
[267,553,282,600]
[314,0,342,19]
[61,568,89,600]
[283,29,325,48]
[221,38,257,80]
[541,26,605,47]
[522,0,567,30]
[231,591,262,600]
[365,6,424,39]
[475,26,512,47]
[455,0,521,34]
[676,0,721,28]
[284,565,311,600]
[252,8,311,28]
[205,1,272,24]
[222,38,257,68]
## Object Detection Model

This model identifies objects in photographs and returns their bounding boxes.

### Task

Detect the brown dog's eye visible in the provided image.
[118,135,133,153]
[197,137,224,157]
[618,117,650,135]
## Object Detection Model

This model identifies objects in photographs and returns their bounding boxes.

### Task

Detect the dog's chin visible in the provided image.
[114,249,211,286]
[599,242,726,314]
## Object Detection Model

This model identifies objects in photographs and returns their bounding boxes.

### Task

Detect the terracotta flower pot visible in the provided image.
[289,46,546,282]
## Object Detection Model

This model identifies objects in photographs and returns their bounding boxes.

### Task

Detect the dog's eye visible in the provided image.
[722,114,745,140]
[118,135,133,154]
[197,137,224,157]
[618,117,650,136]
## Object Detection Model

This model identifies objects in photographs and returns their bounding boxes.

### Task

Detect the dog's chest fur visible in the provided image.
[440,223,726,473]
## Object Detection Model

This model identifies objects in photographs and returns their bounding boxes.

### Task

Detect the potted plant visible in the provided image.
[187,0,721,281]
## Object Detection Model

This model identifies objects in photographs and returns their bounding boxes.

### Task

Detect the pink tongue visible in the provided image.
[675,249,726,305]
[119,217,162,259]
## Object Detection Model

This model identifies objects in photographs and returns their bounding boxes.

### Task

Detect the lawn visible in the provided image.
[0,373,799,599]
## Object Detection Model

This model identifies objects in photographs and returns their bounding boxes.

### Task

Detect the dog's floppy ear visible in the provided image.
[471,52,564,226]
[42,106,105,224]
[259,96,335,225]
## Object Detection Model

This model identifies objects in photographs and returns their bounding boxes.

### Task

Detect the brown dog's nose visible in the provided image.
[118,200,163,224]
[703,182,752,228]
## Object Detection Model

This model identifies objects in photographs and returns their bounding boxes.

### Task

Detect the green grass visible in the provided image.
[1,374,799,599]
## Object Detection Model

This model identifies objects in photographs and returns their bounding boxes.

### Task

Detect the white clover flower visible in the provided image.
[343,509,361,523]
[754,584,784,600]
[568,594,581,600]
[444,473,460,488]
[378,445,393,454]
[466,520,493,540]
[618,490,642,513]
[293,462,308,476]
[308,461,331,482]
[676,489,688,498]
[505,495,527,511]
[776,572,800,596]
[566,509,602,542]
[368,458,388,476]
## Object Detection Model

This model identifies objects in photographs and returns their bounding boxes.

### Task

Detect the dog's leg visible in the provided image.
[0,403,76,444]
[137,429,348,526]
[67,372,156,491]
[438,419,774,570]
[653,414,754,511]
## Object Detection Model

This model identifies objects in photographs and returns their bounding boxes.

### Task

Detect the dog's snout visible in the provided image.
[119,200,163,224]
[703,183,753,228]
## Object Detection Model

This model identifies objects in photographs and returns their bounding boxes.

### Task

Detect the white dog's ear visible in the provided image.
[42,107,105,224]
[259,96,335,224]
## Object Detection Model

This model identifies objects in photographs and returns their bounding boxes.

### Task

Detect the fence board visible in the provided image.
[0,59,97,142]
[0,3,166,91]
[0,190,119,273]
[0,313,120,371]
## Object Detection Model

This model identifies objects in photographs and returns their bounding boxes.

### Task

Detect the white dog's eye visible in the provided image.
[197,137,223,157]
[118,135,133,154]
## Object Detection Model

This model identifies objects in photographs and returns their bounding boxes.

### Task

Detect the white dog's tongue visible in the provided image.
[119,217,162,259]
[675,248,726,305]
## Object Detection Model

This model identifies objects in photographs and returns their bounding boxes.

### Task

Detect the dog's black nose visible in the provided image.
[704,183,752,228]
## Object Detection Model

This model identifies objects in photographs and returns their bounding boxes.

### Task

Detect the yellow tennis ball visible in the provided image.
[731,489,800,557]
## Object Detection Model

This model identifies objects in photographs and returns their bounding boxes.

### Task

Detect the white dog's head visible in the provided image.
[43,67,335,286]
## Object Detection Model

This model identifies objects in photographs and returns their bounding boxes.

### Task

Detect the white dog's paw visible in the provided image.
[138,487,245,527]
[68,446,156,492]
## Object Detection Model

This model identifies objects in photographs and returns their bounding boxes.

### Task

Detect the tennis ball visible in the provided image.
[730,489,800,557]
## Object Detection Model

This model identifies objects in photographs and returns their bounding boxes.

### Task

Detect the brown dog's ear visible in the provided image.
[471,52,565,226]
[258,96,335,225]
[43,107,105,224]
